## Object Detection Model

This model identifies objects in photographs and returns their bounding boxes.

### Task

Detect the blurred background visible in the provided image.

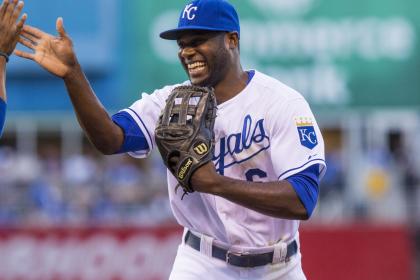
[0,0,419,279]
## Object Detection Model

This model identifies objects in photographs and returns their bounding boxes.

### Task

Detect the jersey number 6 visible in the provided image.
[245,168,267,182]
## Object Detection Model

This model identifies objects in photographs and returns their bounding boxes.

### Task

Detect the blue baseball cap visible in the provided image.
[160,0,240,40]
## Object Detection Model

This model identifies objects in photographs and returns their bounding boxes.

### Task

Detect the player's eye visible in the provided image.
[191,39,207,47]
[184,39,206,49]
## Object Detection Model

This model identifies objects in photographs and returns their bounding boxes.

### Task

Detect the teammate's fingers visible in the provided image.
[22,24,43,39]
[11,0,23,22]
[4,0,17,21]
[10,0,18,9]
[0,0,5,13]
[15,12,26,30]
[14,49,34,60]
[18,36,35,49]
[56,17,67,38]
[0,0,10,18]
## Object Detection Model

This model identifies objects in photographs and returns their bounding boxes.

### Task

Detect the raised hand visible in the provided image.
[15,17,77,78]
[0,0,27,56]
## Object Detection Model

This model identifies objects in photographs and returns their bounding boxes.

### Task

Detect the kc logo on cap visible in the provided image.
[182,3,198,20]
[160,0,240,40]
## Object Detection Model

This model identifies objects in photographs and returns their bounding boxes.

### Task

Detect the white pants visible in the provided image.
[169,243,307,280]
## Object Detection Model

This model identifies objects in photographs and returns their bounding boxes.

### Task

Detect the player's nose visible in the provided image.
[179,46,196,59]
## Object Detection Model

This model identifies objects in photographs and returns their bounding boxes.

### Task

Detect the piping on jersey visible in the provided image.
[127,108,154,150]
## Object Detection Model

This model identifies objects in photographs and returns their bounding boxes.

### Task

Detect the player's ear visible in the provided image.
[226,32,239,50]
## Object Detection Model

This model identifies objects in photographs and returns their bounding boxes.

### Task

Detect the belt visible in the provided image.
[184,230,297,268]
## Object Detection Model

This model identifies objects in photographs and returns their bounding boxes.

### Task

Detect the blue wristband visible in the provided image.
[0,51,9,63]
[0,98,6,136]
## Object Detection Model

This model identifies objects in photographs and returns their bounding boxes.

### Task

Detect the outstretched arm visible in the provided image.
[15,17,123,154]
[0,0,27,135]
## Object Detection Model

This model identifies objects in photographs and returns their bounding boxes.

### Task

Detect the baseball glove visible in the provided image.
[155,85,217,197]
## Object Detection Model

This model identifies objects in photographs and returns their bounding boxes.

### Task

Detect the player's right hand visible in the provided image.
[15,17,77,78]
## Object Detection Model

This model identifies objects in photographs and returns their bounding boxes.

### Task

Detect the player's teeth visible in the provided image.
[188,62,206,70]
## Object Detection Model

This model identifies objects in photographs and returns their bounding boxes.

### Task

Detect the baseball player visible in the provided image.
[16,0,326,279]
[0,0,26,136]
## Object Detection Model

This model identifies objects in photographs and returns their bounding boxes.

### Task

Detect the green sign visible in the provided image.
[131,0,420,109]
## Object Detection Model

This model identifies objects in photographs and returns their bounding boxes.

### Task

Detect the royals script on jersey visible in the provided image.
[118,70,326,249]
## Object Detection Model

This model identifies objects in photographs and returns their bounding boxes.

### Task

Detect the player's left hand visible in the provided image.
[155,86,218,196]
[0,0,27,55]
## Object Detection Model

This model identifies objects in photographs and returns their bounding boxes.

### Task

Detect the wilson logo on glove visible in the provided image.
[193,142,209,155]
[178,157,193,180]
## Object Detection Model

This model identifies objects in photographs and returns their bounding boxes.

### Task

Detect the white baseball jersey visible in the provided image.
[120,70,326,249]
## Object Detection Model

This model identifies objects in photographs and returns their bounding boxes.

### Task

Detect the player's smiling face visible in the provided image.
[177,31,231,87]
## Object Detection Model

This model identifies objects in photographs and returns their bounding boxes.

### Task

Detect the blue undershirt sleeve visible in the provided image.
[111,111,149,154]
[0,98,6,137]
[286,164,320,218]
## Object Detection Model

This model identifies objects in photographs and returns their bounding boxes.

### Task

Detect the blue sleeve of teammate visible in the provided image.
[111,111,149,154]
[0,98,6,137]
[286,164,320,218]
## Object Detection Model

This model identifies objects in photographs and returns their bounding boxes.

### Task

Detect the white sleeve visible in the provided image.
[118,85,176,158]
[267,97,326,180]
